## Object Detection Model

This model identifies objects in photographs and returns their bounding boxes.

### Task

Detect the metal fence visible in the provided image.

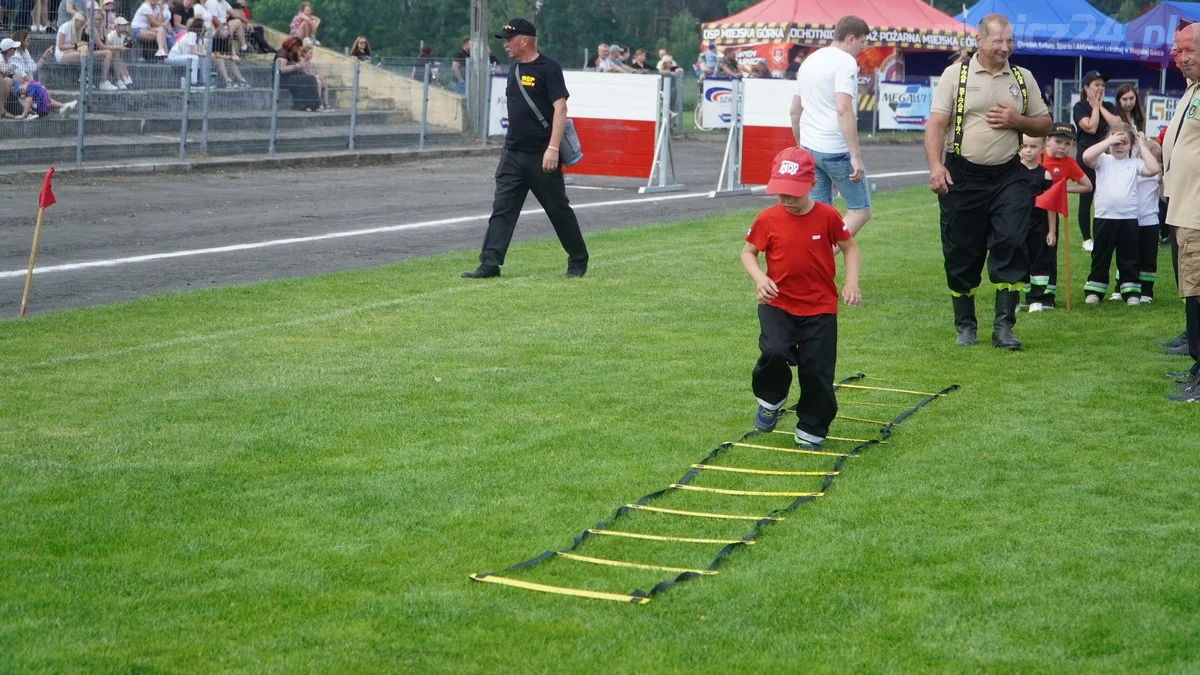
[0,36,478,172]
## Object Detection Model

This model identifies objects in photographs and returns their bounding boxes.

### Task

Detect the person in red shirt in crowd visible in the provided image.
[1023,123,1092,311]
[741,147,862,450]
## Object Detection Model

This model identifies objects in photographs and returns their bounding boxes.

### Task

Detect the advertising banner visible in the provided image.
[702,78,735,129]
[1146,94,1178,137]
[488,74,508,137]
[878,81,932,131]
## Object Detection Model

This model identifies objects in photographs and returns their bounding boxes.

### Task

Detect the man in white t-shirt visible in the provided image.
[789,15,872,236]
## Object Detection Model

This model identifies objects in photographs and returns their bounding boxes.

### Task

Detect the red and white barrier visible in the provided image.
[561,72,659,179]
[488,72,663,180]
[740,78,800,185]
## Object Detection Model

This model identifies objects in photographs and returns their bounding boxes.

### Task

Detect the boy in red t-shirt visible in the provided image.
[1027,123,1092,311]
[741,147,862,450]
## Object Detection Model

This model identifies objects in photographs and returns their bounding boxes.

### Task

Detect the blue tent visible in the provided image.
[953,0,1126,58]
[1125,1,1200,65]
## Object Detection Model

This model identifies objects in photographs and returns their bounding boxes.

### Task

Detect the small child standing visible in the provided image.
[741,147,862,450]
[1135,139,1164,303]
[1032,124,1092,311]
[1082,122,1161,305]
[1017,134,1054,312]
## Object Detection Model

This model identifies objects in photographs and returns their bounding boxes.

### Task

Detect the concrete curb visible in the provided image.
[0,145,502,184]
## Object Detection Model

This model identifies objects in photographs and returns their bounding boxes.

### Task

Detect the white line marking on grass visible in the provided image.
[0,173,929,281]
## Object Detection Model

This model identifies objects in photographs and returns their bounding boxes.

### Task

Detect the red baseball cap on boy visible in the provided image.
[766,147,816,197]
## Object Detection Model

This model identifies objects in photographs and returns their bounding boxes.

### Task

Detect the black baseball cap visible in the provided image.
[496,18,536,39]
[1048,122,1077,139]
[1081,70,1109,86]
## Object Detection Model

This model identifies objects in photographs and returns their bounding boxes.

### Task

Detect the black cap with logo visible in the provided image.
[496,18,536,39]
[1081,70,1109,86]
[1048,122,1077,139]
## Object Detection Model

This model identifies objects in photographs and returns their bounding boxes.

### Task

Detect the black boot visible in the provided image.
[992,290,1022,350]
[952,295,977,346]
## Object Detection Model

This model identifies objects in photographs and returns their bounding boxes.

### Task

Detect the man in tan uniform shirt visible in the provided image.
[924,14,1051,350]
[1162,23,1200,402]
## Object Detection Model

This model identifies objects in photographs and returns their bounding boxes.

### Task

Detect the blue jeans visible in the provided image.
[802,147,871,211]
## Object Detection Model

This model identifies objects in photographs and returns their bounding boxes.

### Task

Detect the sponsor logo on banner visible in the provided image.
[879,81,932,131]
[488,74,509,136]
[1145,94,1177,136]
[702,80,733,127]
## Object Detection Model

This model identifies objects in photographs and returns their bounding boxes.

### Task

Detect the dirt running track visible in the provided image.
[0,137,930,315]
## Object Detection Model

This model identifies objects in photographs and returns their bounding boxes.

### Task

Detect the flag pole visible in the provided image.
[18,207,46,317]
[1062,211,1072,311]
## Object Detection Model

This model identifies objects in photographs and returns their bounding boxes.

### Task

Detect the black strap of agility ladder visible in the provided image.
[953,60,1029,156]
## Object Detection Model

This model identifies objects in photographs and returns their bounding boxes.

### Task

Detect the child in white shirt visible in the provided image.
[1081,122,1161,305]
[1135,140,1164,303]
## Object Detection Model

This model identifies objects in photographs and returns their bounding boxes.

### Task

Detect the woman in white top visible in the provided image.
[10,30,54,81]
[88,7,120,88]
[167,17,208,86]
[131,0,170,57]
[55,10,113,88]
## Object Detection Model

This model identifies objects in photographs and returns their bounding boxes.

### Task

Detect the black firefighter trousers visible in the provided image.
[938,155,1032,296]
[478,148,589,271]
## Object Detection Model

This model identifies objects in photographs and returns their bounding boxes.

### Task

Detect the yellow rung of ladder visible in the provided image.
[731,441,849,457]
[587,529,753,545]
[839,400,913,409]
[624,503,782,521]
[671,484,824,498]
[469,573,650,604]
[836,414,891,425]
[693,464,837,477]
[557,551,718,575]
[835,383,944,396]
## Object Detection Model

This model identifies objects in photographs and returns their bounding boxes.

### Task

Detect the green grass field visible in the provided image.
[3,186,1198,672]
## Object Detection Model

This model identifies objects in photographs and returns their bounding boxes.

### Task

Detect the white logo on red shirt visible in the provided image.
[812,235,822,240]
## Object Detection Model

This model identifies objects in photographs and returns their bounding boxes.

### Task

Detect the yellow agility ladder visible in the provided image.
[469,373,959,604]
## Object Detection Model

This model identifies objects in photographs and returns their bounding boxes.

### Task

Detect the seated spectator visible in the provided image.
[229,1,272,53]
[131,0,171,58]
[750,60,772,78]
[275,36,319,111]
[170,0,195,38]
[188,7,249,88]
[349,35,371,62]
[2,78,77,119]
[9,31,54,80]
[56,11,116,89]
[656,48,680,73]
[166,16,206,86]
[629,48,652,71]
[299,44,328,110]
[204,0,248,53]
[784,46,803,80]
[289,2,319,46]
[1,39,26,80]
[104,16,134,88]
[89,7,123,86]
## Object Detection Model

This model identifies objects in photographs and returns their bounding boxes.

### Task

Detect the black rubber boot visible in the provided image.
[952,295,977,346]
[992,290,1022,350]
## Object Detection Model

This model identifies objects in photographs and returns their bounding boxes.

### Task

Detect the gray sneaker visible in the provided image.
[1167,382,1200,403]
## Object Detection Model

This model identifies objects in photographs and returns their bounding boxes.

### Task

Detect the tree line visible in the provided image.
[249,0,1163,64]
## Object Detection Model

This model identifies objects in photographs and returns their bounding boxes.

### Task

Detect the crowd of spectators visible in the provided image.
[585,42,684,75]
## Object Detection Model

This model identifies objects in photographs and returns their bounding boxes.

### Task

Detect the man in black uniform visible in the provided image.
[925,13,1052,350]
[462,18,589,279]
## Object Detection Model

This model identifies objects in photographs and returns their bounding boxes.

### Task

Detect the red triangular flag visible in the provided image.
[38,167,56,210]
[1035,178,1068,217]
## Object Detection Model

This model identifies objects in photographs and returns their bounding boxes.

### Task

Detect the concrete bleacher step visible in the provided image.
[0,123,469,164]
